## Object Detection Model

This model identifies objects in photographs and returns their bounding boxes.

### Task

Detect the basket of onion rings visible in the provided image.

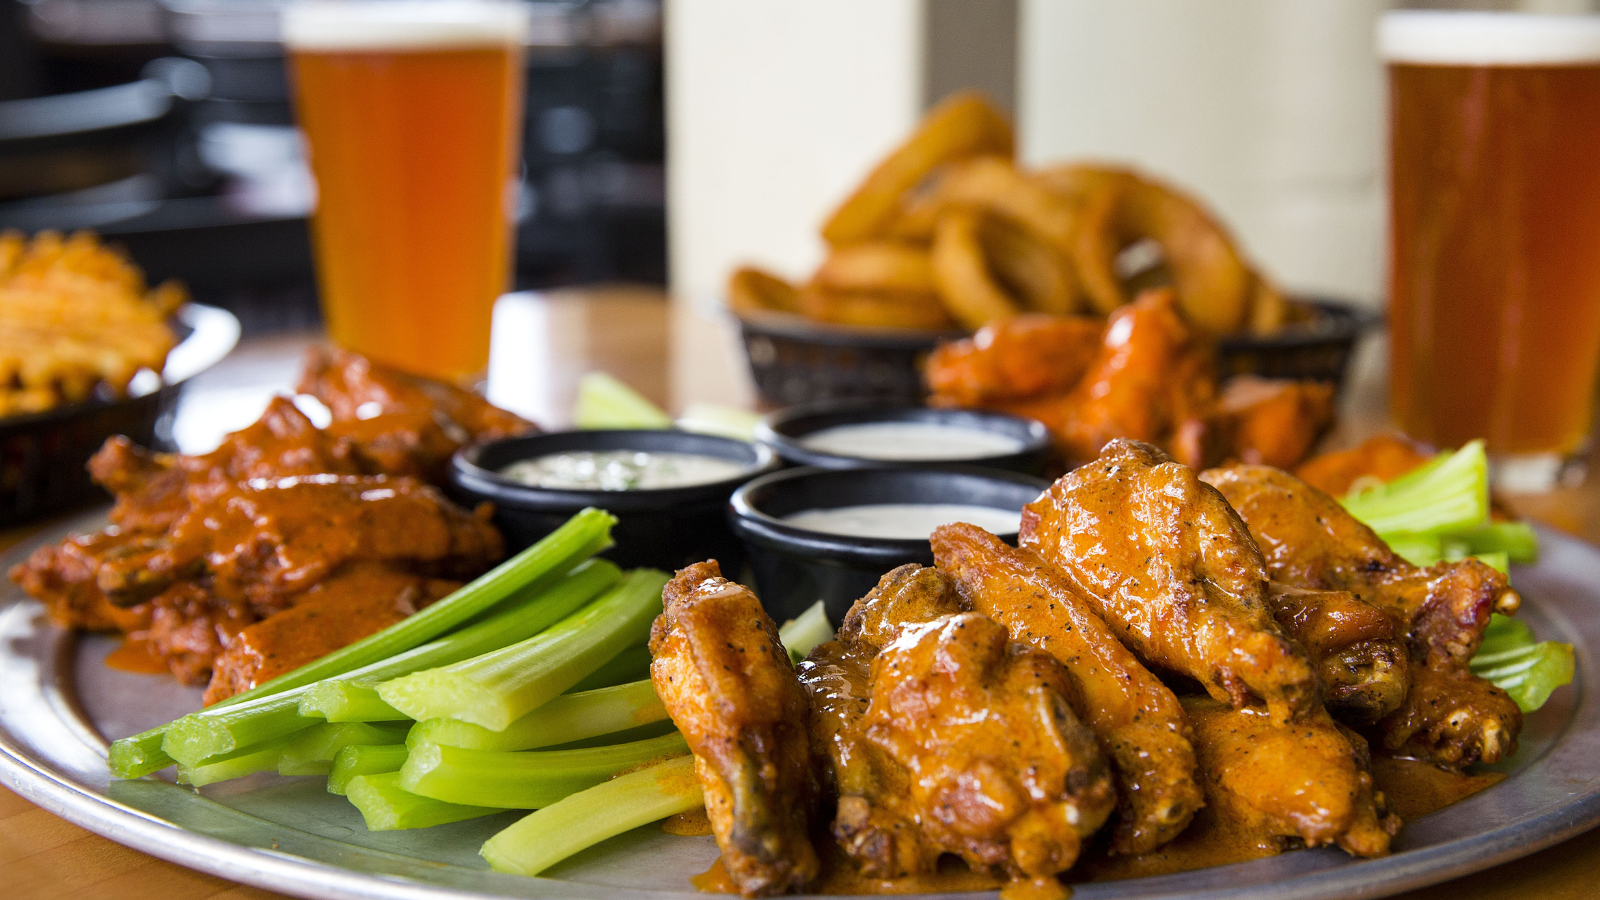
[727,91,1375,406]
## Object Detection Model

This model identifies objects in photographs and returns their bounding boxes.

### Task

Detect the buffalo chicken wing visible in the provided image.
[931,523,1203,855]
[650,562,820,897]
[1021,439,1318,723]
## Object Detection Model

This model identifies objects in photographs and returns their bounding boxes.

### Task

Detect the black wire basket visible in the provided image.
[736,298,1378,409]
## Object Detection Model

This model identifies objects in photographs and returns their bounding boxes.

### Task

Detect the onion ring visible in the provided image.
[820,91,1013,246]
[931,210,1023,330]
[981,215,1081,316]
[727,266,800,316]
[1046,164,1254,334]
[797,284,957,331]
[813,242,937,294]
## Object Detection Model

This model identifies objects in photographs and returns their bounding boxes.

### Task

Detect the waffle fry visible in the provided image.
[0,230,183,416]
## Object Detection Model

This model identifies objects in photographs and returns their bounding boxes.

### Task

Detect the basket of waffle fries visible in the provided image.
[729,91,1373,406]
[0,230,236,525]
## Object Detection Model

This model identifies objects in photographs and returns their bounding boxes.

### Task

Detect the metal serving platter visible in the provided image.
[2,511,1597,900]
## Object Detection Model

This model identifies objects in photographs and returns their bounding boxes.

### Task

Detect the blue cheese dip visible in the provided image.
[502,450,750,491]
[783,503,1023,540]
[799,421,1024,461]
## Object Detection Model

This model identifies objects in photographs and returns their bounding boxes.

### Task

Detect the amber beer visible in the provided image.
[1382,12,1600,488]
[283,0,527,382]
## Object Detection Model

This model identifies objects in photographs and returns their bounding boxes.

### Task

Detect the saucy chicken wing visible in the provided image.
[1264,582,1409,724]
[925,313,1103,408]
[1021,439,1318,723]
[802,564,1114,883]
[931,523,1203,855]
[1201,464,1522,767]
[92,475,501,609]
[1183,697,1399,857]
[650,561,819,897]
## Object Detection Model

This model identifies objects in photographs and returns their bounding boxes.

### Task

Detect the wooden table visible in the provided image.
[4,286,1597,900]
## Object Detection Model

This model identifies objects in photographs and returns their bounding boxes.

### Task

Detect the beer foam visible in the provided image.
[1380,11,1600,65]
[282,0,530,50]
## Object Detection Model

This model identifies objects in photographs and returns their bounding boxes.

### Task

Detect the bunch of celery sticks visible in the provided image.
[107,507,830,876]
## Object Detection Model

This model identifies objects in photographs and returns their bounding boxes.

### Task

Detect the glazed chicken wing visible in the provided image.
[1217,376,1337,471]
[650,562,819,897]
[298,347,535,482]
[864,611,1115,880]
[802,564,1114,882]
[93,475,502,609]
[1021,439,1318,722]
[1183,697,1399,857]
[925,313,1103,407]
[1264,582,1409,724]
[89,396,364,532]
[931,523,1203,855]
[1202,464,1521,767]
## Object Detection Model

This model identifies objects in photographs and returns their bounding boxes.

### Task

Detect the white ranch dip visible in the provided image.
[798,422,1024,461]
[783,503,1023,540]
[502,451,749,491]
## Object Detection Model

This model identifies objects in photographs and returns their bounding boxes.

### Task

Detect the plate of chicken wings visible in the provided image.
[0,409,1597,899]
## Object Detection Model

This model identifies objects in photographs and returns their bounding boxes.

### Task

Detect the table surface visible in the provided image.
[6,285,1599,900]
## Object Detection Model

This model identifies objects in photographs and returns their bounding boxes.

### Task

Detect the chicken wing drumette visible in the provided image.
[649,562,820,897]
[931,523,1203,855]
[1020,439,1318,723]
[799,565,1115,883]
[1201,464,1522,768]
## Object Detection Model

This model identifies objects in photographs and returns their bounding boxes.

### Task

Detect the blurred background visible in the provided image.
[2,0,1595,340]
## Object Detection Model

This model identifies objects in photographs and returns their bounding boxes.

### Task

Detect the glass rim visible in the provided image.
[1378,10,1600,66]
[281,0,531,52]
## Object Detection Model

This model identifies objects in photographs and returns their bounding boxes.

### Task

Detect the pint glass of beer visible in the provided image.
[282,0,528,383]
[1381,12,1600,490]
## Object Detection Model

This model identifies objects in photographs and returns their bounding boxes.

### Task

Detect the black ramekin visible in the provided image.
[451,430,779,572]
[755,400,1051,476]
[728,465,1049,624]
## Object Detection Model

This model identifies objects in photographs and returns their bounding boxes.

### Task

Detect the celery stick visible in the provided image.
[574,372,672,429]
[379,569,668,730]
[346,772,505,831]
[165,558,620,767]
[400,731,687,808]
[779,601,833,662]
[328,744,411,795]
[481,755,702,876]
[410,679,667,752]
[564,644,652,694]
[112,508,616,778]
[301,682,406,723]
[176,740,286,788]
[1343,440,1488,536]
[1457,521,1540,564]
[278,721,409,777]
[1470,613,1575,712]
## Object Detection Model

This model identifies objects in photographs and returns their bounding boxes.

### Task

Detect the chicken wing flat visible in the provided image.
[1201,464,1521,767]
[1021,439,1317,722]
[805,565,960,877]
[1264,582,1408,724]
[802,564,1114,882]
[650,561,819,897]
[1183,697,1399,857]
[94,475,502,609]
[862,611,1115,880]
[931,523,1203,855]
[1216,376,1336,471]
